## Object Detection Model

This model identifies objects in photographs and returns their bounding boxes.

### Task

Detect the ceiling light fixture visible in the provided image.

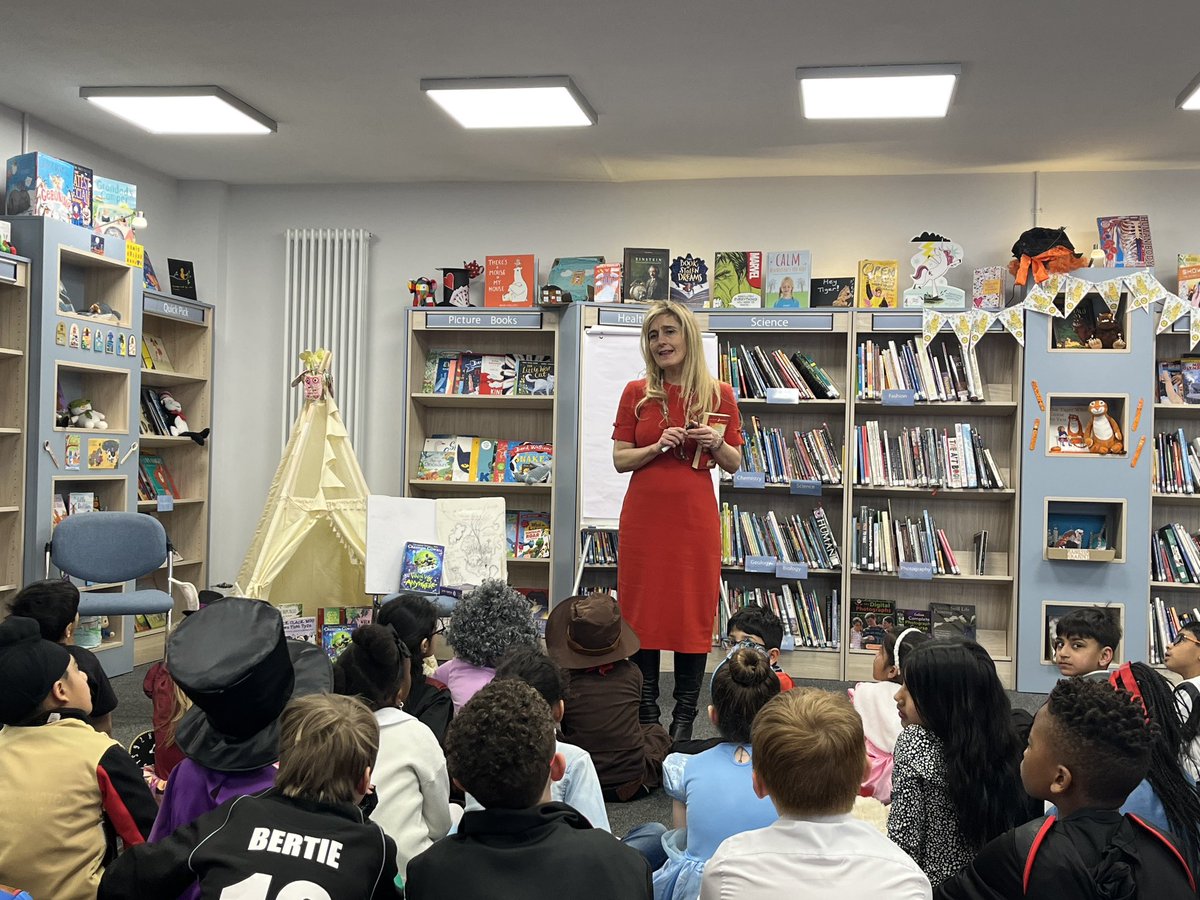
[79,86,277,135]
[1177,72,1200,110]
[796,64,961,119]
[420,76,596,128]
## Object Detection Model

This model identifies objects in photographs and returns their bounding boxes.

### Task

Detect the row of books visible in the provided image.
[733,419,843,484]
[718,585,840,650]
[720,503,841,571]
[1150,523,1200,584]
[852,422,1006,490]
[856,338,985,402]
[581,529,618,565]
[719,344,840,401]
[1149,597,1198,664]
[52,492,101,525]
[416,437,553,484]
[133,613,169,633]
[850,505,962,575]
[848,598,978,650]
[140,388,178,437]
[506,511,551,559]
[138,453,180,500]
[421,351,554,397]
[1156,358,1200,405]
[1152,430,1200,494]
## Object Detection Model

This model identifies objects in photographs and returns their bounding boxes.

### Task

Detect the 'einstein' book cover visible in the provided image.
[622,248,669,302]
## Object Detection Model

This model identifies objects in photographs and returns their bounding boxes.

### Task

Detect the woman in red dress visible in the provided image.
[612,301,743,740]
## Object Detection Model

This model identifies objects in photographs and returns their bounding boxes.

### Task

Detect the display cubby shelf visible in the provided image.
[55,244,133,325]
[0,252,30,607]
[54,361,131,433]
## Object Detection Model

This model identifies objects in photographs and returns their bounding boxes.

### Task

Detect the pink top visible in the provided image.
[432,657,496,713]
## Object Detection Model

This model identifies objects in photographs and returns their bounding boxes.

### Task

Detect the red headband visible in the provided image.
[1108,662,1149,722]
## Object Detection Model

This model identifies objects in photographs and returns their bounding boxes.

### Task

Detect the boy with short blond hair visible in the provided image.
[100,694,401,899]
[700,689,930,900]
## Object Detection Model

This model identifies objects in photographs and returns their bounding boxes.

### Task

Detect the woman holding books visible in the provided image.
[612,300,743,741]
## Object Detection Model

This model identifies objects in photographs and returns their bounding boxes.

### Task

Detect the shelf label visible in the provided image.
[898,561,934,580]
[780,634,796,651]
[881,388,917,407]
[871,312,923,332]
[765,387,801,404]
[775,560,808,580]
[732,471,767,489]
[1066,548,1092,561]
[790,479,822,496]
[0,259,17,284]
[427,310,542,329]
[145,295,206,323]
[597,308,645,327]
[156,494,174,512]
[744,555,777,573]
[707,311,835,331]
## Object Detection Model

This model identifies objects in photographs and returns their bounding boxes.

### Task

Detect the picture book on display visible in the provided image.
[515,357,555,395]
[283,617,317,644]
[593,263,621,303]
[811,277,854,308]
[972,266,1006,312]
[763,250,811,308]
[167,258,197,300]
[849,598,893,650]
[711,251,762,308]
[399,541,445,594]
[1097,215,1154,267]
[142,334,174,371]
[142,254,162,292]
[929,602,977,640]
[669,254,710,306]
[139,453,180,498]
[856,260,899,308]
[421,351,552,397]
[515,511,551,559]
[417,436,553,484]
[546,256,602,303]
[622,247,670,302]
[68,492,96,516]
[1179,254,1200,305]
[895,608,931,633]
[318,606,373,661]
[92,176,136,237]
[484,254,537,307]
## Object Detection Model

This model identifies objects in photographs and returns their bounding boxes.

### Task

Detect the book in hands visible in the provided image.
[693,412,732,469]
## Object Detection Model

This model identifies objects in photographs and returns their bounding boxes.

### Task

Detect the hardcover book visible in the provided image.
[692,411,732,469]
[322,624,353,661]
[505,441,553,484]
[167,258,198,300]
[764,250,812,308]
[283,617,317,644]
[811,276,855,308]
[142,254,162,292]
[593,263,621,303]
[546,256,603,303]
[623,248,670,302]
[52,494,68,526]
[516,511,552,559]
[92,176,137,238]
[143,334,174,372]
[139,454,179,498]
[479,355,507,395]
[856,260,899,308]
[68,492,96,516]
[895,608,932,633]
[929,602,977,640]
[453,436,476,482]
[515,357,555,396]
[712,251,762,308]
[1097,215,1154,267]
[1179,254,1200,305]
[416,437,455,481]
[399,541,445,595]
[485,254,537,308]
[669,254,710,306]
[849,598,894,650]
[972,266,1006,312]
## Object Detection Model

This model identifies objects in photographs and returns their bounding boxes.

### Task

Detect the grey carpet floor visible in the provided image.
[108,666,1048,838]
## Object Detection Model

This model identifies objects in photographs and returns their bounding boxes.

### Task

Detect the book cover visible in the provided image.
[1046,402,1097,454]
[811,276,855,308]
[492,440,512,483]
[594,263,621,303]
[929,602,977,640]
[143,334,174,372]
[764,250,812,308]
[712,251,762,308]
[1184,359,1200,404]
[416,436,455,481]
[505,511,519,557]
[857,260,899,308]
[1097,215,1154,267]
[1160,361,1184,404]
[167,258,198,300]
[692,411,732,469]
[453,436,476,482]
[849,598,894,650]
[456,353,482,394]
[399,541,445,594]
[92,176,137,238]
[479,355,507,395]
[475,438,497,482]
[142,254,162,292]
[68,492,95,515]
[515,357,555,396]
[485,254,537,308]
[622,248,670,302]
[139,453,180,497]
[546,256,603,303]
[506,441,553,484]
[65,434,81,470]
[87,437,119,469]
[972,266,1006,312]
[283,617,317,644]
[516,511,552,559]
[895,608,932,633]
[669,254,710,306]
[322,624,353,661]
[52,494,68,526]
[1180,254,1200,305]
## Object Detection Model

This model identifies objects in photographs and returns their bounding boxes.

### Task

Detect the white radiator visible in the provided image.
[282,228,371,454]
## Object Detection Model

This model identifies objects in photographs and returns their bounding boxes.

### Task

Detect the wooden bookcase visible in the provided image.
[403,308,560,602]
[846,311,1023,688]
[135,290,214,664]
[0,252,31,605]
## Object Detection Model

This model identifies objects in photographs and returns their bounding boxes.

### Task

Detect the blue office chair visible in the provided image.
[45,512,177,621]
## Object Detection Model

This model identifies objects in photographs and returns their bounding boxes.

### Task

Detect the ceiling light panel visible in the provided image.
[796,64,960,119]
[421,76,596,128]
[80,86,276,134]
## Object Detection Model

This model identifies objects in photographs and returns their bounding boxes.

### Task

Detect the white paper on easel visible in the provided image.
[434,497,508,587]
[365,495,437,595]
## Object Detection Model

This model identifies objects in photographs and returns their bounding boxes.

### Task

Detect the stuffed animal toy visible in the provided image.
[67,398,107,430]
[1007,226,1089,286]
[1084,399,1123,455]
[157,390,190,436]
[1087,311,1127,350]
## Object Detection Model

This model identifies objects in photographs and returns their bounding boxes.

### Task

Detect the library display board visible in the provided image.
[1017,269,1152,694]
[0,251,30,608]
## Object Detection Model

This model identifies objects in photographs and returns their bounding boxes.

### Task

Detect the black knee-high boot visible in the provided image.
[670,652,707,741]
[632,648,662,725]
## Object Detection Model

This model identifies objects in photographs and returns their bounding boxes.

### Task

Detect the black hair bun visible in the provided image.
[727,647,773,686]
[351,624,401,670]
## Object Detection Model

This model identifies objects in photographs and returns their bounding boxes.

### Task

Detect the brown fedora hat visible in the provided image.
[545,593,640,669]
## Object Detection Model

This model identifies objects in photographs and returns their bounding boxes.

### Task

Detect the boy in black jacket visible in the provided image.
[406,678,652,900]
[100,693,400,900]
[936,678,1194,899]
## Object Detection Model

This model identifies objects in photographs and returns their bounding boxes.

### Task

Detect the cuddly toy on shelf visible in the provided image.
[1084,399,1123,455]
[67,398,107,430]
[157,390,190,436]
[1087,311,1127,350]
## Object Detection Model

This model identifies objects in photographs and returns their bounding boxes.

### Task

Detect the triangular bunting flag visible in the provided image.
[922,309,946,347]
[950,311,972,348]
[996,306,1025,346]
[1124,270,1166,313]
[1022,285,1063,317]
[1061,277,1090,317]
[1099,278,1123,314]
[968,308,993,348]
[1157,293,1189,334]
[1191,306,1200,351]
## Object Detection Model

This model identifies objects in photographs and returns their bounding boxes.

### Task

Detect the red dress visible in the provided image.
[612,380,743,653]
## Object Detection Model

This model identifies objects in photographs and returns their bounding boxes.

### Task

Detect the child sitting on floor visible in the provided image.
[434,578,540,713]
[1053,606,1121,680]
[100,693,401,900]
[546,593,672,802]
[333,622,451,885]
[377,592,454,744]
[936,678,1196,899]
[9,578,119,735]
[850,626,929,803]
[721,605,794,690]
[700,688,930,900]
[1164,620,1200,778]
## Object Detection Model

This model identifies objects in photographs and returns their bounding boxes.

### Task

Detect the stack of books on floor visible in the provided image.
[416,437,553,484]
[851,505,960,574]
[422,351,554,396]
[1150,598,1199,663]
[720,503,841,570]
[718,586,840,650]
[856,338,985,402]
[1151,522,1200,583]
[732,418,842,484]
[720,343,840,400]
[852,421,1005,489]
[581,529,618,564]
[1153,430,1200,493]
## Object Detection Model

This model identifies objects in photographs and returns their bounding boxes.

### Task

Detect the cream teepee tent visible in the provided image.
[237,350,368,611]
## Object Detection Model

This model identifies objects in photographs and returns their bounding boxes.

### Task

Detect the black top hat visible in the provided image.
[170,598,332,772]
[545,593,640,669]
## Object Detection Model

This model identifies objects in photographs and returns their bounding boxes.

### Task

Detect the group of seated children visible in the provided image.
[9,583,1200,900]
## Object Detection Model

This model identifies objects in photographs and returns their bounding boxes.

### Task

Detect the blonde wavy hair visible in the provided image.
[636,301,720,424]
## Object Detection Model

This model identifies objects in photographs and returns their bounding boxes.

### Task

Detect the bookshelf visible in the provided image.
[403,308,562,602]
[136,290,214,664]
[7,217,140,676]
[0,251,30,604]
[847,311,1023,688]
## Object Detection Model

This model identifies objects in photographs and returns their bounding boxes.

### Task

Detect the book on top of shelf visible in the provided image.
[92,176,136,238]
[711,251,762,309]
[972,266,1006,312]
[669,254,710,306]
[546,256,603,303]
[1097,215,1154,267]
[811,277,855,308]
[622,248,670,303]
[143,334,174,372]
[142,254,162,292]
[399,541,445,595]
[929,602,977,641]
[505,441,553,484]
[484,255,537,308]
[593,263,621,303]
[849,598,894,650]
[856,260,899,308]
[416,437,455,481]
[764,250,811,308]
[167,258,198,300]
[515,357,554,396]
[1179,254,1200,305]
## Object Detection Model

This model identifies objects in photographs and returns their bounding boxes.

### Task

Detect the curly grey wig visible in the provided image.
[445,578,539,668]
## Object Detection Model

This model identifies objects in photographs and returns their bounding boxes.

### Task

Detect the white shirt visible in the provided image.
[1176,674,1200,778]
[372,707,452,881]
[700,813,931,900]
